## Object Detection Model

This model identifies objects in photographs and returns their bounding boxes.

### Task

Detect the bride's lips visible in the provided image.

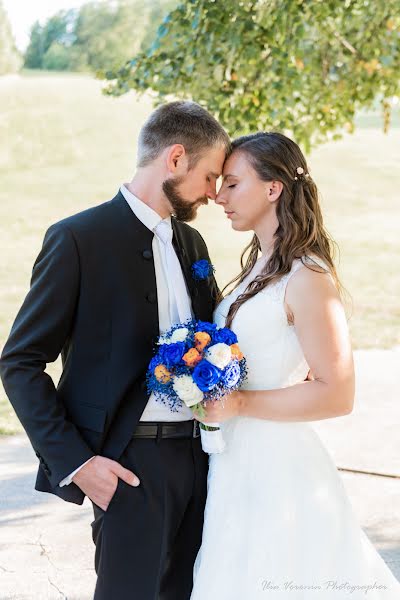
[225,210,235,219]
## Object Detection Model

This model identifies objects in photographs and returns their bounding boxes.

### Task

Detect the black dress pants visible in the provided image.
[90,433,208,600]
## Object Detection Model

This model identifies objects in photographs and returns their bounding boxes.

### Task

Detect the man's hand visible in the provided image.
[72,456,140,511]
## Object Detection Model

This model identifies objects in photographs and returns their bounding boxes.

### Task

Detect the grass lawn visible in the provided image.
[0,71,399,434]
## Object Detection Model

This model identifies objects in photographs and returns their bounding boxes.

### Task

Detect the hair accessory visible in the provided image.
[294,166,310,181]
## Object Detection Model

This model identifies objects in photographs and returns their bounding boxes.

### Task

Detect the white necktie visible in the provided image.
[154,220,192,326]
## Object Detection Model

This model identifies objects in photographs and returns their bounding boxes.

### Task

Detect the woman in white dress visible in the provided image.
[190,132,400,599]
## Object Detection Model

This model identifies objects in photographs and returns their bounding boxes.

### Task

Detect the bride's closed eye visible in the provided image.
[227,184,237,189]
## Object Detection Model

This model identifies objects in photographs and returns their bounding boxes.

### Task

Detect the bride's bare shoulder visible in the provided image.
[285,259,340,318]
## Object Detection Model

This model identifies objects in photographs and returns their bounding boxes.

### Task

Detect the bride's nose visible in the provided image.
[215,190,226,205]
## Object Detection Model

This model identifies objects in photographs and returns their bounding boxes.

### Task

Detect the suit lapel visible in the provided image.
[171,218,215,322]
[171,217,201,317]
[171,219,192,287]
[111,190,155,244]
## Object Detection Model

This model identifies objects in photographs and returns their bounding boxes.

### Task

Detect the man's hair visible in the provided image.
[137,100,231,168]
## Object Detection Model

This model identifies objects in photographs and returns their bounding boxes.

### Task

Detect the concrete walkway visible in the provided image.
[0,349,399,599]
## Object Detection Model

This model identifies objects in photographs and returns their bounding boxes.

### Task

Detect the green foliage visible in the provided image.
[102,0,400,149]
[0,0,21,74]
[24,22,45,69]
[24,10,76,70]
[42,42,87,71]
[73,2,127,72]
[42,42,71,71]
[73,0,174,72]
[23,0,177,73]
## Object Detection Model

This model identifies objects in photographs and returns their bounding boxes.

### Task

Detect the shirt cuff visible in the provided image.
[59,456,96,487]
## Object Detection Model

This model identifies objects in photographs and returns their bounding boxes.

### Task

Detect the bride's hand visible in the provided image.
[194,391,242,422]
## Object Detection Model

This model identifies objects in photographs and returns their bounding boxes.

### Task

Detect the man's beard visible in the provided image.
[162,177,208,222]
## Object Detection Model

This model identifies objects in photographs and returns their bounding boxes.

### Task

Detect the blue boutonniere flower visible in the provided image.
[191,259,215,281]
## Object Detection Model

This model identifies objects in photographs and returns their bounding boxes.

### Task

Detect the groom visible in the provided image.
[0,101,230,599]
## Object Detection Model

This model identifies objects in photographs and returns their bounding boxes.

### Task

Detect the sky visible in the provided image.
[3,0,89,51]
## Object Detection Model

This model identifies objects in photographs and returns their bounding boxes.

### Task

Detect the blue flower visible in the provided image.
[149,355,162,371]
[221,361,240,388]
[191,259,215,281]
[213,327,238,345]
[158,342,186,368]
[196,320,218,336]
[192,359,222,392]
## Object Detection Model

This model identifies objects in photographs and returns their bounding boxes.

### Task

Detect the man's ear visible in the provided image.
[266,180,283,204]
[166,144,188,175]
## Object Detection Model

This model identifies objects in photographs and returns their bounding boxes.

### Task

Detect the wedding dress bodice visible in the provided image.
[214,256,311,390]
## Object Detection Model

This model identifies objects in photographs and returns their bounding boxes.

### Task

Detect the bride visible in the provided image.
[190,132,399,599]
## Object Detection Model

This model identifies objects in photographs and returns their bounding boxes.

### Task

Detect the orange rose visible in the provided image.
[230,343,244,360]
[194,332,211,353]
[154,364,171,383]
[182,347,202,367]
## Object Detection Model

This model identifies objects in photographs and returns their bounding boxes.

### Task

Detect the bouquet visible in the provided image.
[146,319,247,453]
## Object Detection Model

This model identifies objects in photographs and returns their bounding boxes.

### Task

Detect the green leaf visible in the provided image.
[100,0,400,148]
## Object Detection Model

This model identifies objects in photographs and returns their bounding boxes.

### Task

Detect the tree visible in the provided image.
[24,10,77,70]
[24,22,45,69]
[42,42,86,71]
[102,0,400,149]
[73,1,137,72]
[0,0,21,74]
[74,0,177,73]
[23,0,177,73]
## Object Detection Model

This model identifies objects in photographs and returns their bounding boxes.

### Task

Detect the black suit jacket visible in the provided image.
[0,191,219,505]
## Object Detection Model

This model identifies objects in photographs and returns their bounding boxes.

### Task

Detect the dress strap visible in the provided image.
[273,260,303,303]
[272,256,329,304]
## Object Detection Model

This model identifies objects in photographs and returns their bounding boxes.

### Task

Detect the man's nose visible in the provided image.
[207,182,217,201]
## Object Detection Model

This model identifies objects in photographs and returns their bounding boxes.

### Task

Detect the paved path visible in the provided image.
[313,347,400,476]
[0,349,399,599]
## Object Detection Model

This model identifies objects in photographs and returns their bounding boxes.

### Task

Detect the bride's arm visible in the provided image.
[202,267,355,423]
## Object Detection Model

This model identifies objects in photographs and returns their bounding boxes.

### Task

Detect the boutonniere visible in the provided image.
[191,259,215,281]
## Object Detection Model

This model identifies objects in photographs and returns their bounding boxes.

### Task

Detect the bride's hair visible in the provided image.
[220,132,343,329]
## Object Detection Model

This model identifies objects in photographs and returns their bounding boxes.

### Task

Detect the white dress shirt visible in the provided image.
[59,185,194,486]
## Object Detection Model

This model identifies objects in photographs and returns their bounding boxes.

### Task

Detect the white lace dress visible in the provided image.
[190,256,400,599]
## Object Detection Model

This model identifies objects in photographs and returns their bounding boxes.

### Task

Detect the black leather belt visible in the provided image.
[132,420,200,439]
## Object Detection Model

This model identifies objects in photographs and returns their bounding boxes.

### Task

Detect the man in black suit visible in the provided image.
[0,100,230,599]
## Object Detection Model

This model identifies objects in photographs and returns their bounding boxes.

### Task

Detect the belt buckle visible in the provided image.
[193,420,200,438]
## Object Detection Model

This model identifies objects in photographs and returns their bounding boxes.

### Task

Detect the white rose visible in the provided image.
[205,343,232,370]
[173,375,204,407]
[157,335,172,345]
[170,327,189,343]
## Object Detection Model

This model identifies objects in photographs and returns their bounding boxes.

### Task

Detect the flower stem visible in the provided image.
[200,423,220,432]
